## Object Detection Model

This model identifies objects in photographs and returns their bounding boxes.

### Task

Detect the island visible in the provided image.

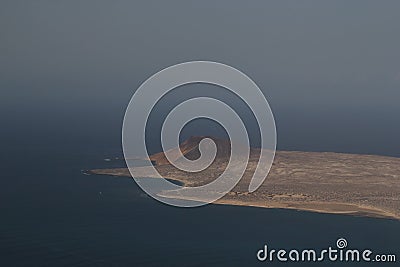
[90,136,400,220]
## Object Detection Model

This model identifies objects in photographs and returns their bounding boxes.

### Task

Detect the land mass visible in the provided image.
[90,136,400,220]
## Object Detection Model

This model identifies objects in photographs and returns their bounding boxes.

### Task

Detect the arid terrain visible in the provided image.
[90,136,400,220]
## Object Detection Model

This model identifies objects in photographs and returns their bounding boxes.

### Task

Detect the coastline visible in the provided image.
[88,142,400,221]
[88,168,400,221]
[215,199,400,220]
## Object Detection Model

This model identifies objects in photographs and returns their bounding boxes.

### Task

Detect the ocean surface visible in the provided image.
[1,112,399,267]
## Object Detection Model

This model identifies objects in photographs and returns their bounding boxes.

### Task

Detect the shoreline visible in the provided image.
[214,199,400,220]
[155,191,400,220]
[87,169,400,220]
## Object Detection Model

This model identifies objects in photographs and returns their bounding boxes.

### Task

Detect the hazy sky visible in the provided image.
[1,1,399,155]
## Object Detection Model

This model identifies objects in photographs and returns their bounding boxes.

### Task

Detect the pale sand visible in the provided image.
[215,200,400,220]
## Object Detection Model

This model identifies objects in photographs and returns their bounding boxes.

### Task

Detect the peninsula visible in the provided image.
[90,136,400,220]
